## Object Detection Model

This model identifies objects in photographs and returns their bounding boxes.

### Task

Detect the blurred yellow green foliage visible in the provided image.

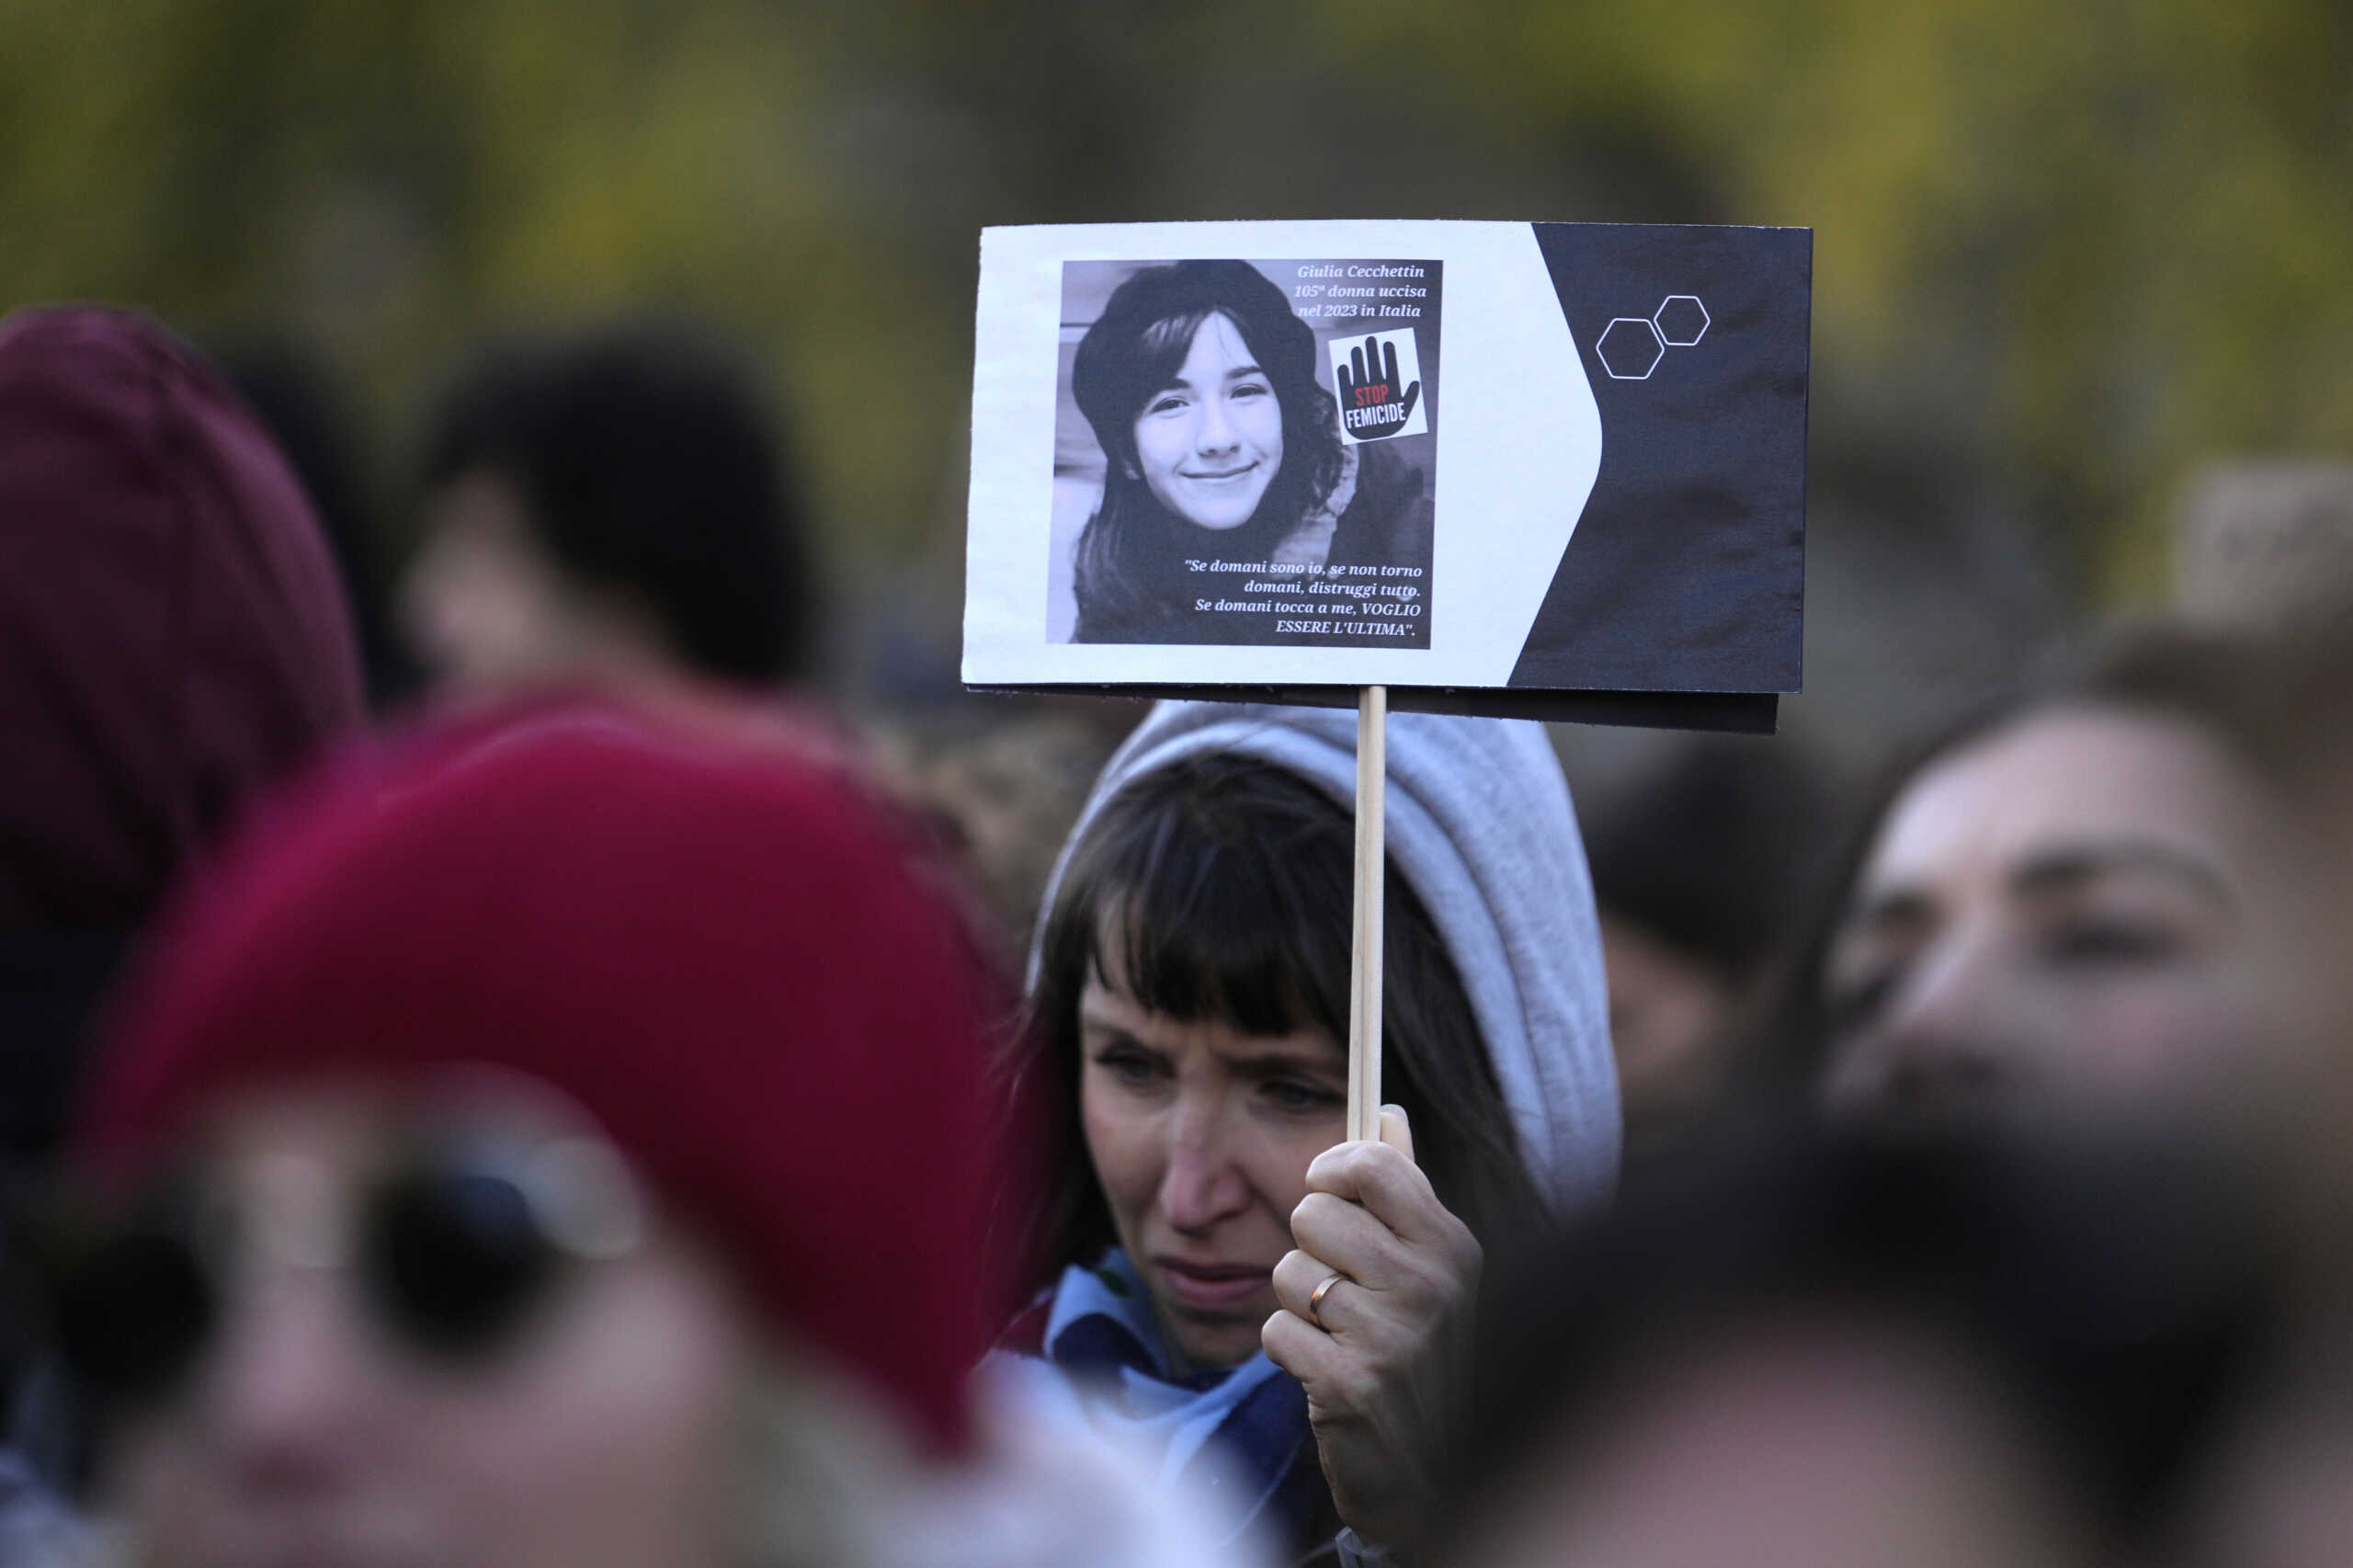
[1324,0,2353,594]
[2,0,2347,601]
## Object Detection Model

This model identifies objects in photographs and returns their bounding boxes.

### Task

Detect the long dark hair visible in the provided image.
[1069,262,1345,642]
[1008,750,1540,1294]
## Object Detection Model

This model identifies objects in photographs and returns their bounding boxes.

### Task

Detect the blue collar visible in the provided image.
[1038,1250,1314,1539]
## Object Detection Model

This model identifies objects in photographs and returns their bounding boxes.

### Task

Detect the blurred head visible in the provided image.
[0,306,364,1164]
[402,325,815,697]
[66,701,1007,1567]
[1802,629,2336,1140]
[1461,1309,2097,1568]
[1580,735,1836,1155]
[1019,704,1613,1371]
[1438,1127,2270,1568]
[1069,264,1342,637]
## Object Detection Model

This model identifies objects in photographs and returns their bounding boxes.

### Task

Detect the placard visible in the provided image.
[964,222,1810,730]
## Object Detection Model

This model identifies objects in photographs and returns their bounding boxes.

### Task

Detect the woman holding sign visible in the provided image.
[990,701,1620,1562]
[1068,262,1434,644]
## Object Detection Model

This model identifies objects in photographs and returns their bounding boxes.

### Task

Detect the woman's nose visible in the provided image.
[1847,931,2034,1121]
[1157,1101,1251,1233]
[199,1274,391,1494]
[1193,396,1238,454]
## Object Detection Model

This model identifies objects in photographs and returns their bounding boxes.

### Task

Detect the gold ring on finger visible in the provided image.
[1306,1271,1346,1330]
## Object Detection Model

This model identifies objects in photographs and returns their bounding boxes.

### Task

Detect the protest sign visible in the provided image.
[963,220,1811,731]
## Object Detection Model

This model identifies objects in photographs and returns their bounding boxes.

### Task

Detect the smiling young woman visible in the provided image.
[1066,263,1432,645]
[990,701,1620,1563]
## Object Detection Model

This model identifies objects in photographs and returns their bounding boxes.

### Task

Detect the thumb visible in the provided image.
[1378,1103,1417,1165]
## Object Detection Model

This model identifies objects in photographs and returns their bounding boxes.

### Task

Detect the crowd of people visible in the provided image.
[2,299,2350,1568]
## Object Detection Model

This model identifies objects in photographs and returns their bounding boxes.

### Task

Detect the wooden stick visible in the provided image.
[1347,685,1388,1146]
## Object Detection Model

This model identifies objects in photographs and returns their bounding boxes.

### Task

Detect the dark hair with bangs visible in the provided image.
[1012,749,1540,1293]
[1068,261,1345,643]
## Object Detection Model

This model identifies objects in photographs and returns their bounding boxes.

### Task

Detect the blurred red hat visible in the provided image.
[0,306,363,929]
[81,699,1011,1452]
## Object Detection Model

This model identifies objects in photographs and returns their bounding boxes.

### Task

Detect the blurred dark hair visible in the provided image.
[1760,621,2342,1090]
[1583,733,1838,978]
[1435,1119,2275,1560]
[421,324,815,683]
[1012,751,1540,1292]
[1068,262,1344,642]
[216,337,421,710]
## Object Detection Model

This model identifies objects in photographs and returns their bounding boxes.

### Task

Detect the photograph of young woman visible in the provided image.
[1054,261,1434,645]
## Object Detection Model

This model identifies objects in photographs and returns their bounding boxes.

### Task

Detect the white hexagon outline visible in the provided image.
[1652,294,1709,347]
[1597,316,1665,381]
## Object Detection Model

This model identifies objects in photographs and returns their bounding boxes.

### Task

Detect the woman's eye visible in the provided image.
[2045,921,2181,966]
[1824,968,1900,1038]
[1231,380,1271,400]
[1263,1079,1342,1115]
[1091,1049,1163,1086]
[1144,393,1188,416]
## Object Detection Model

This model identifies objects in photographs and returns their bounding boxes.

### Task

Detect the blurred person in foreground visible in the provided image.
[397,324,818,706]
[994,702,1618,1564]
[1576,733,1836,1165]
[1768,623,2353,1566]
[1432,1124,2274,1568]
[53,699,1252,1568]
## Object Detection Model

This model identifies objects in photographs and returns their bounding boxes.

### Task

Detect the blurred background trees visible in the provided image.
[4,0,2346,742]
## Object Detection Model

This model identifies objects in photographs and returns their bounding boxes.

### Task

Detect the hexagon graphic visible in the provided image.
[1597,317,1665,381]
[1653,294,1710,347]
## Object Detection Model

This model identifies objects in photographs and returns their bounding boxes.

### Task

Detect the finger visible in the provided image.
[1350,343,1368,386]
[1381,338,1400,388]
[1290,1188,1408,1288]
[1263,1305,1350,1392]
[1396,382,1421,423]
[1378,1103,1416,1164]
[1271,1247,1356,1330]
[1305,1140,1458,1248]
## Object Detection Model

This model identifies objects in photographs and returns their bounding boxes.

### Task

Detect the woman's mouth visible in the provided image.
[1153,1257,1273,1312]
[1182,461,1258,483]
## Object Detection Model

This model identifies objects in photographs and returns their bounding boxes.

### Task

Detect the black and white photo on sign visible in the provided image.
[1048,257,1443,648]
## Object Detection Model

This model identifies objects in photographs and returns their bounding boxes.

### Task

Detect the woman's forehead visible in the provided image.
[1860,706,2274,900]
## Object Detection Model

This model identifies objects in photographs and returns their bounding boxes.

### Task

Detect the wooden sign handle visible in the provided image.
[1347,685,1387,1145]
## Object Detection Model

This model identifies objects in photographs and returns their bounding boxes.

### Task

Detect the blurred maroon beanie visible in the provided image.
[80,701,1008,1453]
[0,305,363,928]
